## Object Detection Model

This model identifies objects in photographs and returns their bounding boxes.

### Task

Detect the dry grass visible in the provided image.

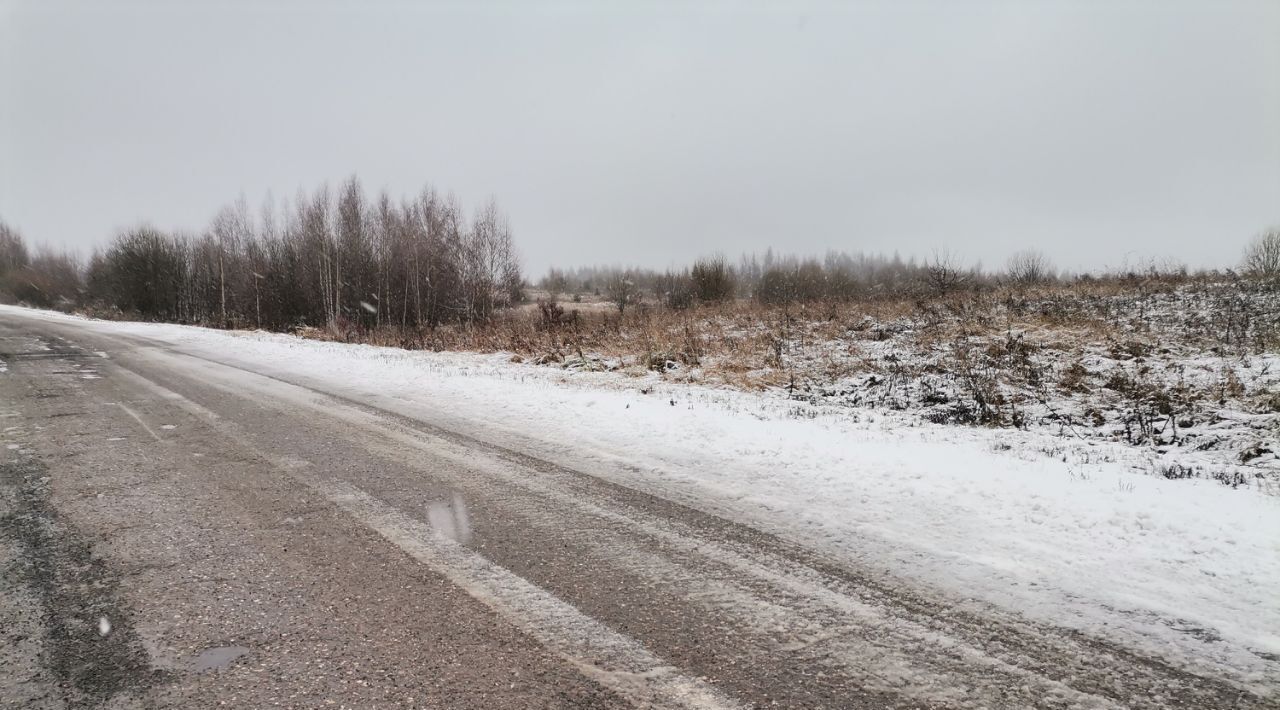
[332,278,1279,381]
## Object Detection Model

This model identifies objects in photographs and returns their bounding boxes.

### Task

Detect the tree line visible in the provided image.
[2,197,1278,329]
[541,249,1020,312]
[1,177,523,333]
[539,230,1280,313]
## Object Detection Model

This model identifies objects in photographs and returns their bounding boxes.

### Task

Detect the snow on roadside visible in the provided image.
[4,304,1278,692]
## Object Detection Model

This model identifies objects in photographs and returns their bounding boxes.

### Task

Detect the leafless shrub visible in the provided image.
[659,269,696,310]
[0,221,30,278]
[1005,250,1056,286]
[605,271,639,314]
[1058,360,1091,393]
[540,267,571,301]
[1,249,82,309]
[924,250,975,296]
[1104,365,1191,446]
[691,255,736,303]
[946,336,1008,425]
[537,300,577,330]
[1242,227,1280,279]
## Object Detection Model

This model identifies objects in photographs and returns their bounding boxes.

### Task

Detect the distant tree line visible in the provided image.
[538,228,1280,309]
[540,250,940,311]
[1,177,523,332]
[540,249,1004,309]
[2,204,1278,328]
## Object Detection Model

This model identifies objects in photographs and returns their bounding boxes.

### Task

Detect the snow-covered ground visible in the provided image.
[3,304,1278,693]
[534,283,1280,489]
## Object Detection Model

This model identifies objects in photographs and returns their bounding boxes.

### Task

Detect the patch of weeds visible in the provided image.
[1059,360,1091,393]
[1158,462,1197,480]
[1239,444,1274,464]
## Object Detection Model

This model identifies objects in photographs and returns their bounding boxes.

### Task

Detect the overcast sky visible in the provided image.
[2,1,1277,276]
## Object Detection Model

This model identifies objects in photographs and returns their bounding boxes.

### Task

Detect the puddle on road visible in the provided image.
[192,646,251,672]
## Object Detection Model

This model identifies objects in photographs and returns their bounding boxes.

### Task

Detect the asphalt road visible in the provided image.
[0,312,1269,709]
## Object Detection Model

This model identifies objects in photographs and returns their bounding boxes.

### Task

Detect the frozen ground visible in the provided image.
[3,304,1278,695]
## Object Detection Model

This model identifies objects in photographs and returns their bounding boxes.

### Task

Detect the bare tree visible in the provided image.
[459,199,520,325]
[337,176,374,328]
[541,268,571,301]
[691,254,736,302]
[0,221,29,276]
[250,193,278,328]
[1005,250,1055,286]
[1242,227,1280,278]
[606,270,639,314]
[96,225,188,320]
[208,197,253,326]
[299,185,337,326]
[924,250,973,295]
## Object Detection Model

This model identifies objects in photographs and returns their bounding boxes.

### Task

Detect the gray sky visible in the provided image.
[2,1,1277,276]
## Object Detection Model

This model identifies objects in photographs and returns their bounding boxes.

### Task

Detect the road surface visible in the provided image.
[0,310,1269,708]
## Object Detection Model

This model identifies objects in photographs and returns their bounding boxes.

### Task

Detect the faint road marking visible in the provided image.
[312,478,743,710]
[113,402,164,442]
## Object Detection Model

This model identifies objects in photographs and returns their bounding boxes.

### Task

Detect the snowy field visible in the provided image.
[523,283,1280,492]
[3,304,1278,695]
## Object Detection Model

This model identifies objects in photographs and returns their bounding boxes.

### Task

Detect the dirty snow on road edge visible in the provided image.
[3,305,1277,695]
